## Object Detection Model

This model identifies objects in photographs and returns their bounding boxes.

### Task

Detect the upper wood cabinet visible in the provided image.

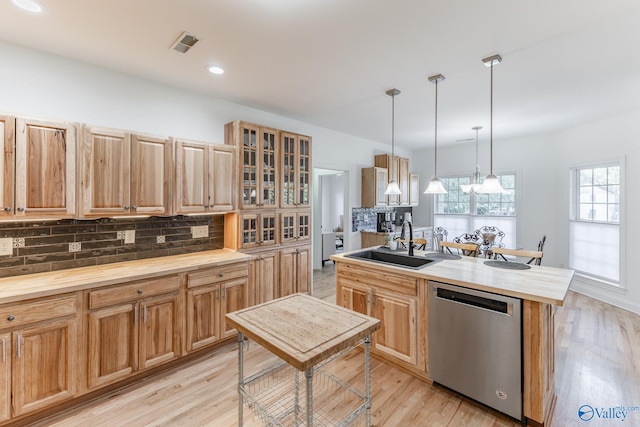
[374,154,409,206]
[78,126,172,217]
[409,173,420,206]
[0,116,15,218]
[280,132,312,209]
[225,121,278,210]
[10,118,76,218]
[174,139,236,214]
[361,167,389,207]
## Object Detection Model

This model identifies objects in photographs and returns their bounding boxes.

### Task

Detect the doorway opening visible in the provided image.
[312,168,349,270]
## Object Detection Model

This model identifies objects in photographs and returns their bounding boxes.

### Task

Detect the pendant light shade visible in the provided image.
[424,74,447,194]
[460,126,483,194]
[477,54,505,194]
[384,88,402,196]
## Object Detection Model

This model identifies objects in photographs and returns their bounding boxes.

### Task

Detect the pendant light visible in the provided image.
[424,74,447,194]
[384,88,402,195]
[477,54,505,194]
[460,126,483,194]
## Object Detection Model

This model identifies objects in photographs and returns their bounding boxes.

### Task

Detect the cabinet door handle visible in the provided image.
[218,273,224,277]
[1,338,5,362]
[124,206,129,210]
[17,207,24,212]
[215,288,220,301]
[137,289,144,294]
[134,305,138,325]
[222,287,226,300]
[3,207,10,212]
[7,315,15,321]
[143,305,147,322]
[132,205,138,210]
[16,335,21,359]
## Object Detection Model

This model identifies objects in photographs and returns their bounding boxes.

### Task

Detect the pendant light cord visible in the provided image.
[489,62,494,175]
[434,79,438,177]
[391,92,395,179]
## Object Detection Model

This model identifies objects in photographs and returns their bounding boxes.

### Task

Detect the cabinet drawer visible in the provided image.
[0,294,77,329]
[89,275,181,309]
[338,263,418,296]
[187,263,249,288]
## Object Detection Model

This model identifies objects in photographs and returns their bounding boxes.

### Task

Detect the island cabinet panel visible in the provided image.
[523,300,556,425]
[0,294,79,419]
[337,269,421,370]
[185,264,248,352]
[86,275,182,391]
[15,118,76,218]
[372,289,417,366]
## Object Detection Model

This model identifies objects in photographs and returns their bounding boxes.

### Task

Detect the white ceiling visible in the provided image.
[1,0,639,150]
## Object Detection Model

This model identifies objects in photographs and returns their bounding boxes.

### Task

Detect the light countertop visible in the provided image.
[0,249,251,304]
[331,247,574,306]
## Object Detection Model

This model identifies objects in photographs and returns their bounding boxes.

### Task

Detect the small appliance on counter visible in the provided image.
[376,212,393,232]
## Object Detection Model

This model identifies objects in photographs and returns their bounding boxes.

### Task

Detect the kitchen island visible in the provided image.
[330,247,574,426]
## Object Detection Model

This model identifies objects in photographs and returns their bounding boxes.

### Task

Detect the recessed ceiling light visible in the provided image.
[12,0,46,13]
[208,66,224,75]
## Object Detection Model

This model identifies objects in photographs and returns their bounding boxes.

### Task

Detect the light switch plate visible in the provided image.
[124,230,136,244]
[0,238,12,256]
[191,225,208,239]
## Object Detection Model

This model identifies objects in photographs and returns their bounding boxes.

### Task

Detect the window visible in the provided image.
[434,177,470,214]
[434,173,516,248]
[569,163,621,284]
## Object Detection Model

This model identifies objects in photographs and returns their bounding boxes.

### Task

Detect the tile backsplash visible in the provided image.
[0,215,224,278]
[351,206,412,232]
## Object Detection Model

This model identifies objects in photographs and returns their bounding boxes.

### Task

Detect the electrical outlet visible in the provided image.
[69,242,81,253]
[191,225,209,239]
[124,230,136,244]
[156,235,165,244]
[117,230,126,240]
[0,238,12,256]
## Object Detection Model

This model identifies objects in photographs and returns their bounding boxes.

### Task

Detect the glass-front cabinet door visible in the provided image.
[297,136,311,208]
[280,132,312,208]
[239,124,278,209]
[260,129,278,208]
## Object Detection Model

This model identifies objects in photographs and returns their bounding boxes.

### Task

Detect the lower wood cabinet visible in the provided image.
[278,245,311,297]
[249,250,278,306]
[86,275,182,390]
[186,263,248,352]
[0,294,79,421]
[338,276,418,367]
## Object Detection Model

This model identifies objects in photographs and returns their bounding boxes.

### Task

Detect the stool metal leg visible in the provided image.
[364,335,372,427]
[305,368,314,426]
[237,332,245,427]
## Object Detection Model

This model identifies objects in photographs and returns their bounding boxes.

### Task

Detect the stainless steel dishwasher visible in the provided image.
[428,281,523,422]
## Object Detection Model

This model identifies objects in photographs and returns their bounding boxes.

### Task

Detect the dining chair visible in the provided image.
[473,226,505,257]
[433,226,449,252]
[492,247,543,265]
[398,238,427,250]
[440,241,480,257]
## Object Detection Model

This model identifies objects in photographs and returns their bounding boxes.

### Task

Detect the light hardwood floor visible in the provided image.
[32,264,640,427]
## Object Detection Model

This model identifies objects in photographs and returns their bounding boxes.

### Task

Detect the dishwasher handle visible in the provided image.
[434,287,513,315]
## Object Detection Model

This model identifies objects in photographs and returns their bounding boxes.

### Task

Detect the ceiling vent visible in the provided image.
[170,32,199,53]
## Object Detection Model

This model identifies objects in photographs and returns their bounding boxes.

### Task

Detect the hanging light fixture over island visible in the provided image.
[384,88,402,196]
[477,54,505,194]
[424,74,447,194]
[460,125,484,194]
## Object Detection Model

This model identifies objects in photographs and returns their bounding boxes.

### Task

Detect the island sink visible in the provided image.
[345,249,439,269]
